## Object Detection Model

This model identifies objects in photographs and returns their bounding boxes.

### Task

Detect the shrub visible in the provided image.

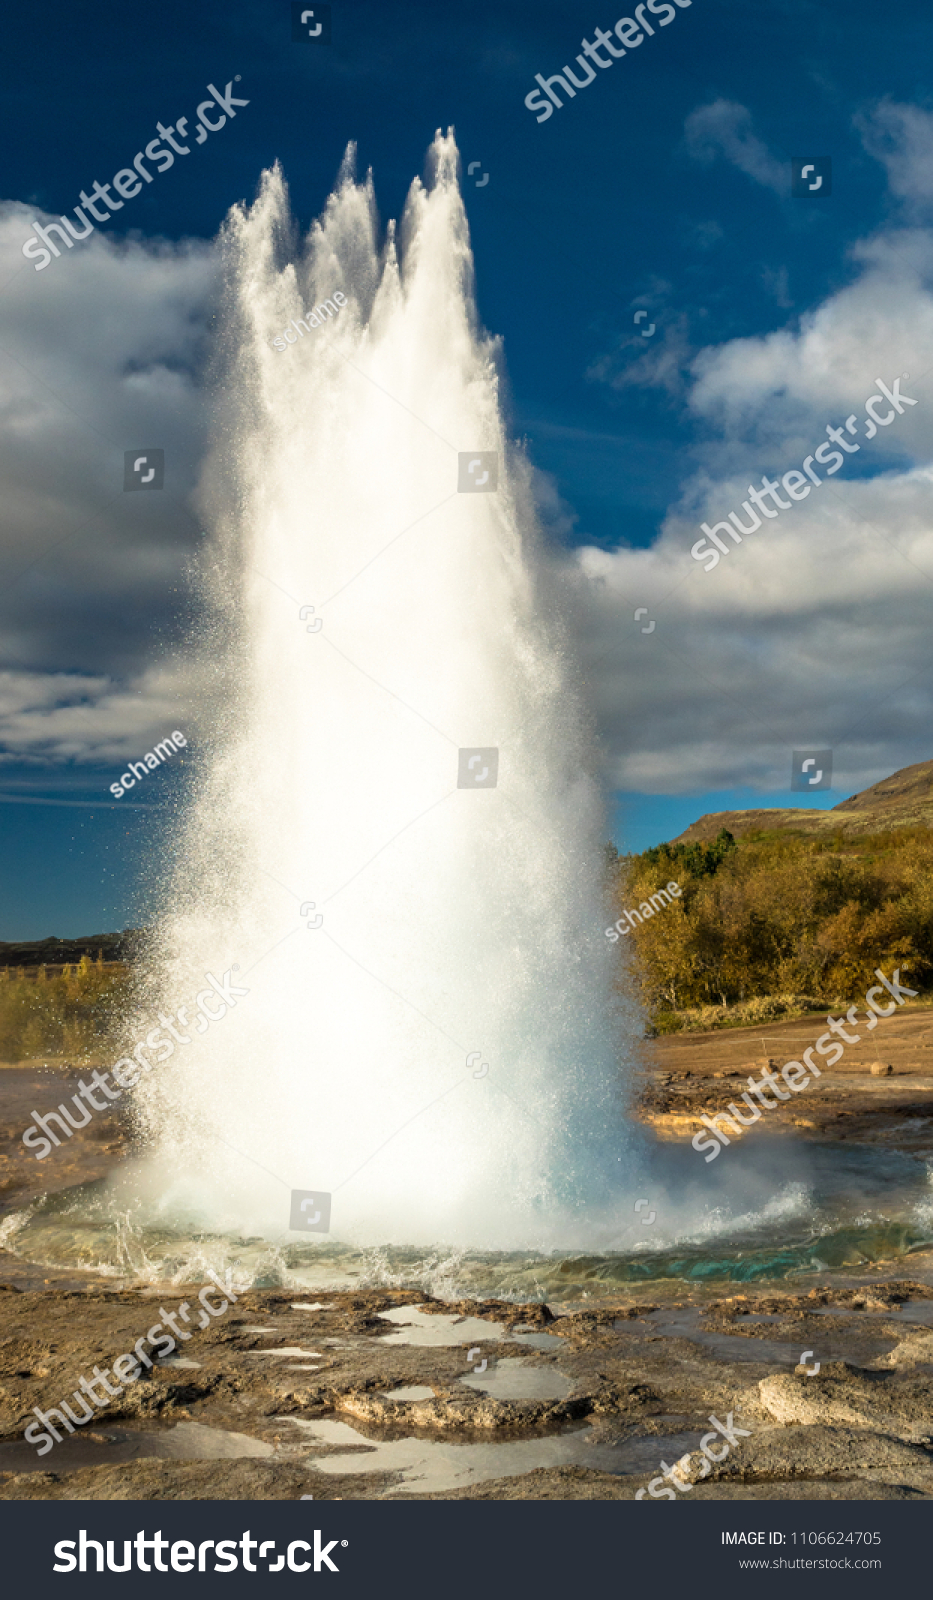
[0,956,132,1062]
[611,824,932,1028]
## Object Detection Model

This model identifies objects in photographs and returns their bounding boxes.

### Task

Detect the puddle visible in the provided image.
[378,1306,506,1348]
[375,1306,565,1361]
[0,1420,274,1477]
[157,1357,201,1369]
[291,1303,334,1311]
[383,1385,436,1402]
[283,1415,611,1495]
[810,1301,933,1327]
[285,1365,321,1372]
[511,1330,566,1352]
[633,1306,898,1367]
[243,1346,323,1359]
[239,1326,282,1334]
[283,1414,707,1496]
[587,1428,704,1476]
[459,1359,572,1402]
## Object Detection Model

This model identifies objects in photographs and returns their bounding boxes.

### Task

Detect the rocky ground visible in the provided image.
[0,1277,931,1500]
[0,1016,931,1502]
[636,1001,933,1150]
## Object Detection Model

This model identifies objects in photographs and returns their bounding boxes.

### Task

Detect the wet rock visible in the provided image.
[759,1361,933,1445]
[674,1422,933,1494]
[332,1374,658,1433]
[3,1277,933,1501]
[873,1328,933,1371]
[334,1384,590,1433]
[0,1459,365,1500]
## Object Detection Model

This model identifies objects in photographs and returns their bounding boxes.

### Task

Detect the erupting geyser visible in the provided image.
[133,131,635,1249]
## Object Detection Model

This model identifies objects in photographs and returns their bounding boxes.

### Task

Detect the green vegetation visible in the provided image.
[640,827,738,882]
[613,825,933,1032]
[0,956,132,1062]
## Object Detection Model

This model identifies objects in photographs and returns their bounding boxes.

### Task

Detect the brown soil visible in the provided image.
[634,1002,933,1152]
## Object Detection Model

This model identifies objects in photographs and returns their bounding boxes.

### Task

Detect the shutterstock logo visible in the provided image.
[791,749,832,791]
[791,156,831,197]
[51,1527,347,1574]
[124,450,164,491]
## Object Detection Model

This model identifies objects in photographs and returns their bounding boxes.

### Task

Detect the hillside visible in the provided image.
[614,763,933,1030]
[672,758,933,844]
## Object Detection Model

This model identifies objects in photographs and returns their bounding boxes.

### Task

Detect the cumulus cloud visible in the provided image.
[0,202,217,768]
[685,253,931,464]
[0,665,198,767]
[6,104,933,825]
[560,103,933,812]
[561,455,933,803]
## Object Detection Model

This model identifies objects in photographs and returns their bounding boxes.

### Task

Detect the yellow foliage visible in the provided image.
[613,825,931,1028]
[0,961,132,1062]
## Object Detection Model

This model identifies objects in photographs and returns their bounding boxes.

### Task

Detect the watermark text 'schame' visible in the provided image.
[606,880,681,941]
[273,292,347,351]
[110,730,185,798]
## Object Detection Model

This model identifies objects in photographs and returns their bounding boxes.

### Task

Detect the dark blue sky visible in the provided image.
[2,0,932,935]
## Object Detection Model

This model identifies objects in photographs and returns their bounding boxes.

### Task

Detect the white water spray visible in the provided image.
[133,132,635,1249]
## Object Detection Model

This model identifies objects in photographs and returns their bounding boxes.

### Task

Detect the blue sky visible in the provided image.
[2,0,933,932]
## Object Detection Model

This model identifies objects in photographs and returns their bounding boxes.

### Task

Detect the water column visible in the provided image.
[132,132,632,1250]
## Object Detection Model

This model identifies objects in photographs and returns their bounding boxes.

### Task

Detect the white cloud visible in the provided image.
[0,664,197,767]
[685,257,930,457]
[683,99,785,195]
[0,202,217,764]
[857,101,933,214]
[559,105,933,811]
[561,454,933,803]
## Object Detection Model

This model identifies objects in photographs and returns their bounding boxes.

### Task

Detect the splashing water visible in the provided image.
[127,131,637,1251]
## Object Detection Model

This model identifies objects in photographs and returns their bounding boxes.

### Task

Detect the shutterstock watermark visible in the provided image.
[606,879,681,941]
[636,1410,752,1498]
[25,1272,238,1456]
[22,79,249,272]
[524,3,694,123]
[691,377,919,572]
[693,967,916,1161]
[52,1528,345,1575]
[21,968,249,1160]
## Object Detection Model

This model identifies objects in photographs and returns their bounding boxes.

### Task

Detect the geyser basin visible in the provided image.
[3,1139,930,1298]
[122,129,640,1252]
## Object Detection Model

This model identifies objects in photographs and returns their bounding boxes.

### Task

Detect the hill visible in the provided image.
[614,761,933,1030]
[672,758,933,844]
